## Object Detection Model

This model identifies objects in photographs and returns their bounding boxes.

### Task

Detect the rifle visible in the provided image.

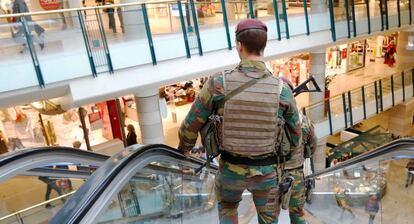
[292,75,322,97]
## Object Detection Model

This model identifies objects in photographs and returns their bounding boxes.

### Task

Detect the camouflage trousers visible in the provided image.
[285,168,306,224]
[215,159,280,224]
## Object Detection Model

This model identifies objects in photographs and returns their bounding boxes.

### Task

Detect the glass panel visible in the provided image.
[285,1,307,36]
[306,160,385,224]
[95,160,217,223]
[355,0,369,35]
[0,17,39,91]
[364,83,376,102]
[193,1,229,53]
[350,88,363,109]
[95,5,153,70]
[0,175,84,222]
[148,3,188,62]
[309,1,330,34]
[400,0,411,25]
[333,0,350,39]
[30,12,94,83]
[371,0,384,32]
[388,0,399,28]
[330,95,344,117]
[255,0,276,20]
[226,0,249,25]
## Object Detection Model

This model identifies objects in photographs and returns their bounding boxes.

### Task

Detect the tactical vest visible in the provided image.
[284,113,312,169]
[221,69,281,157]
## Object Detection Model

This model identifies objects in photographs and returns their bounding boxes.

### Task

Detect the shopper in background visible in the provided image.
[38,176,65,208]
[0,130,8,154]
[365,194,379,224]
[405,159,414,187]
[178,19,302,224]
[12,0,45,50]
[72,140,82,149]
[384,40,396,67]
[126,124,137,146]
[104,0,116,33]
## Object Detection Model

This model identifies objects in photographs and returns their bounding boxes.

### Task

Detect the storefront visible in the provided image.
[326,44,348,76]
[267,54,310,87]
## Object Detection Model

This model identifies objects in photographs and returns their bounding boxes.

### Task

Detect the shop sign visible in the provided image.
[39,0,61,11]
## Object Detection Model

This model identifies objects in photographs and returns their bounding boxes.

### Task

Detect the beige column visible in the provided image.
[309,49,328,171]
[134,90,164,144]
[397,31,414,68]
[387,99,414,137]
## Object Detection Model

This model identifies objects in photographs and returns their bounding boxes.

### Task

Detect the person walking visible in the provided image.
[104,0,116,33]
[126,124,137,146]
[12,0,45,50]
[365,194,380,224]
[38,176,65,208]
[405,159,414,187]
[178,19,302,224]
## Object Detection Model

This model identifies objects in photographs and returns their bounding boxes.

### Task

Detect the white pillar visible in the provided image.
[313,138,328,172]
[309,50,327,122]
[134,90,164,144]
[397,31,414,67]
[309,49,327,171]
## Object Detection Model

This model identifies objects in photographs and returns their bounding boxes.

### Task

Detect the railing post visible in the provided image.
[21,16,45,87]
[342,93,348,128]
[95,8,114,74]
[189,0,203,56]
[409,0,413,24]
[304,0,310,35]
[282,0,289,39]
[328,0,337,41]
[361,86,367,119]
[347,91,353,126]
[412,69,414,96]
[273,0,282,40]
[379,0,385,30]
[142,4,157,65]
[385,0,389,29]
[177,1,191,58]
[77,10,97,77]
[391,75,395,106]
[350,0,357,37]
[220,0,232,49]
[402,71,406,101]
[366,0,371,34]
[379,79,383,111]
[397,0,401,27]
[344,0,351,38]
[248,0,255,18]
[327,99,333,135]
[374,81,379,113]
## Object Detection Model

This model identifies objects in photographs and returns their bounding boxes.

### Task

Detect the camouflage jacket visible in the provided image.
[178,60,302,159]
[284,112,317,170]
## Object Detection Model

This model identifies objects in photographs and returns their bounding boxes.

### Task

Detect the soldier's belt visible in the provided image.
[221,151,278,166]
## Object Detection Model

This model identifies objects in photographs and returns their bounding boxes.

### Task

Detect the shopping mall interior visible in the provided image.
[0,0,414,223]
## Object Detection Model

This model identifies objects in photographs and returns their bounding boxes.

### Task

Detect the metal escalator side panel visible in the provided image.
[50,144,217,224]
[0,147,108,182]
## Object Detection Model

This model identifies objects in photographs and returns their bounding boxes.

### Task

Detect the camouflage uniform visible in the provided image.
[179,60,302,224]
[284,113,316,224]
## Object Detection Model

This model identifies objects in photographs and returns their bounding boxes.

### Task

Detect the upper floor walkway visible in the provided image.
[0,0,414,108]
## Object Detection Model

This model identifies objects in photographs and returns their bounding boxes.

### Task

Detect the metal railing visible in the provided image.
[0,0,413,90]
[303,66,414,136]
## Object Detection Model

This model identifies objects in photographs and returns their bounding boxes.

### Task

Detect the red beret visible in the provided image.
[235,19,268,35]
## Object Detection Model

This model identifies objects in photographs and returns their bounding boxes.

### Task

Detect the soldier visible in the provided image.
[178,19,302,224]
[285,112,316,224]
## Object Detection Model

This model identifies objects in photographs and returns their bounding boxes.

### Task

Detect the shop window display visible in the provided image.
[326,45,348,76]
[267,54,310,87]
[348,40,366,71]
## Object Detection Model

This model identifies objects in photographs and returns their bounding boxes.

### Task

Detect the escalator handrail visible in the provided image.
[51,144,217,224]
[309,138,414,178]
[0,147,109,167]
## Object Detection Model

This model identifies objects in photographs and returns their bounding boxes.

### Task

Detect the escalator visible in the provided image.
[2,139,414,223]
[0,148,108,223]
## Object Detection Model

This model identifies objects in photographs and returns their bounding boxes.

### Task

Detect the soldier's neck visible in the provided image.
[241,55,264,62]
